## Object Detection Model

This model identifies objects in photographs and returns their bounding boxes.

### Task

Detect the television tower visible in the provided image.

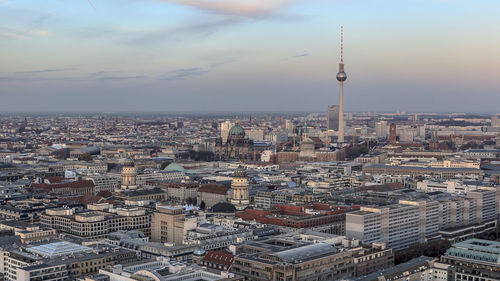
[336,26,347,143]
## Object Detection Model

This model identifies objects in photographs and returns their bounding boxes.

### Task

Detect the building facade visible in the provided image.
[215,121,255,161]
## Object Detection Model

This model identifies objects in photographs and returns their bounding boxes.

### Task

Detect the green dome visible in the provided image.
[122,157,135,167]
[229,124,245,136]
[229,123,245,137]
[164,163,186,172]
[233,166,247,178]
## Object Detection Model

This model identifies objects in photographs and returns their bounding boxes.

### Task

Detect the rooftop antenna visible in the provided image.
[340,26,344,64]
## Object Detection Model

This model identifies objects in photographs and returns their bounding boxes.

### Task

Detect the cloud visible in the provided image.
[15,68,73,75]
[162,67,209,81]
[156,0,293,17]
[98,75,148,81]
[37,30,52,37]
[293,53,309,58]
[123,17,239,46]
[0,31,22,39]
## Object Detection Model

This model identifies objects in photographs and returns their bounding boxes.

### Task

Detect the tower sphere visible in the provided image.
[336,71,347,82]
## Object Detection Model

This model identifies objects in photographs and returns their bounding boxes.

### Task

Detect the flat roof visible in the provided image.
[27,241,92,258]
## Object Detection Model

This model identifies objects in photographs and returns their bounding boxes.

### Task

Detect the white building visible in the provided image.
[346,189,498,250]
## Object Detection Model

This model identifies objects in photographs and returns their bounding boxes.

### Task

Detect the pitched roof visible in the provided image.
[203,250,234,267]
[47,176,65,183]
[58,194,112,206]
[31,180,95,190]
[198,184,229,195]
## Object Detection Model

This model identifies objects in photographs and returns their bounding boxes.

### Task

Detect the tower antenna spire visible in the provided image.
[336,25,347,144]
[341,25,344,63]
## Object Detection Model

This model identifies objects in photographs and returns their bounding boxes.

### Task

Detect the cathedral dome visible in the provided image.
[233,166,247,178]
[164,163,185,172]
[229,122,245,137]
[212,202,237,213]
[122,157,135,167]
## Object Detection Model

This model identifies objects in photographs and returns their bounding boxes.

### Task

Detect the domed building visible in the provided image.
[231,166,249,210]
[215,120,255,161]
[119,157,137,191]
[211,202,237,214]
[164,162,186,173]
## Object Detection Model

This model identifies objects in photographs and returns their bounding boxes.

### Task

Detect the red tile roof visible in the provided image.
[58,195,115,206]
[47,176,65,183]
[96,191,113,198]
[202,250,234,267]
[198,184,229,195]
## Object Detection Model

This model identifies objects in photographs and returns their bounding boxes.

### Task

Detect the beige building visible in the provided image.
[151,205,196,245]
[85,174,120,194]
[0,221,57,244]
[41,204,151,239]
[197,184,230,209]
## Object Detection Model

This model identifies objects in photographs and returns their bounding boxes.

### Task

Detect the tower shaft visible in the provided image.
[339,81,344,143]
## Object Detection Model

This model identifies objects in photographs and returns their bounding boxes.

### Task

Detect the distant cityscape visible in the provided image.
[0,108,499,281]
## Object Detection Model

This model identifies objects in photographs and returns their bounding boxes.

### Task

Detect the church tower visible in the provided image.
[231,166,249,210]
[120,157,137,191]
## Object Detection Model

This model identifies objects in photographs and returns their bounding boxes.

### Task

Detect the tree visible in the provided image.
[394,239,451,265]
[79,153,92,162]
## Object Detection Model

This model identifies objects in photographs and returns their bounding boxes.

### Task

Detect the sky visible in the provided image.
[1,0,500,113]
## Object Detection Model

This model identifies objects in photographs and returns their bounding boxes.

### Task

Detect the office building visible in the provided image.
[346,189,498,249]
[232,239,355,281]
[375,121,388,138]
[440,239,500,281]
[0,240,136,281]
[41,204,152,239]
[388,123,397,143]
[328,105,340,131]
[220,120,234,144]
[492,115,500,127]
[151,205,196,245]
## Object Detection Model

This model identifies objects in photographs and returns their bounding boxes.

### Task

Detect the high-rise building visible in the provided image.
[246,129,264,141]
[336,26,347,143]
[327,105,340,131]
[492,115,500,127]
[231,166,249,210]
[151,205,187,245]
[285,119,294,134]
[388,123,397,143]
[220,120,233,144]
[346,189,498,250]
[375,121,388,138]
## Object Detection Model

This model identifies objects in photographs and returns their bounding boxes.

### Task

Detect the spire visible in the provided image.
[336,25,347,82]
[340,25,344,64]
